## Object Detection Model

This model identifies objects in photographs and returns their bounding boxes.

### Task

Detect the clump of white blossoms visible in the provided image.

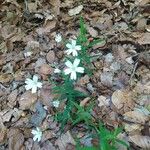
[66,40,81,56]
[64,58,84,80]
[55,34,62,43]
[31,127,42,142]
[25,75,42,93]
[52,100,60,108]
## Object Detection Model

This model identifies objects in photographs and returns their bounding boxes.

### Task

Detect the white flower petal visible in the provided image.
[54,68,61,73]
[65,60,73,68]
[75,45,81,50]
[76,67,84,73]
[72,50,78,56]
[25,78,33,84]
[70,71,76,80]
[66,51,72,55]
[64,68,71,75]
[36,127,40,131]
[25,84,32,90]
[73,58,80,67]
[31,130,37,135]
[66,43,72,49]
[31,86,37,93]
[33,136,37,141]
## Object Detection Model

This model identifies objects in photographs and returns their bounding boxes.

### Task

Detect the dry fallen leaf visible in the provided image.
[123,109,149,124]
[39,64,54,80]
[116,133,129,150]
[111,90,133,110]
[129,135,150,149]
[28,2,38,12]
[19,91,37,110]
[7,90,18,108]
[68,5,83,16]
[41,130,56,142]
[56,131,75,150]
[46,50,56,64]
[135,0,150,6]
[77,75,90,86]
[137,18,147,31]
[97,95,110,107]
[100,71,113,87]
[87,26,98,37]
[8,128,25,150]
[41,140,56,150]
[1,108,23,123]
[0,74,13,84]
[40,64,53,75]
[124,123,142,132]
[40,85,56,107]
[137,32,150,44]
[49,0,61,16]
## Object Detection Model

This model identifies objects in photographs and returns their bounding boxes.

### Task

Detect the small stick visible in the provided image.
[24,0,29,12]
[130,62,138,83]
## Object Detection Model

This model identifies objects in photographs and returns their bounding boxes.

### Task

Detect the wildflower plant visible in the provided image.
[50,17,129,149]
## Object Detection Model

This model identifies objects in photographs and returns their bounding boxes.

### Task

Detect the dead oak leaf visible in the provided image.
[123,109,149,124]
[0,74,13,84]
[129,135,150,149]
[8,128,25,150]
[19,91,37,110]
[55,131,75,150]
[48,0,61,16]
[137,32,150,45]
[124,123,142,132]
[111,90,134,110]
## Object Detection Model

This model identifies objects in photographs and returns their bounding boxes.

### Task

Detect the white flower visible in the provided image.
[25,75,42,93]
[64,58,84,80]
[66,40,81,56]
[55,34,62,43]
[54,68,61,73]
[31,127,42,142]
[52,100,60,108]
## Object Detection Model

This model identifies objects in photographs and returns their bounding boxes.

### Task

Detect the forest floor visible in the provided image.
[0,0,150,150]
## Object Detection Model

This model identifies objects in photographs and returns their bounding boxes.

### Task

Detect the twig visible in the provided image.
[24,0,29,12]
[130,62,138,82]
